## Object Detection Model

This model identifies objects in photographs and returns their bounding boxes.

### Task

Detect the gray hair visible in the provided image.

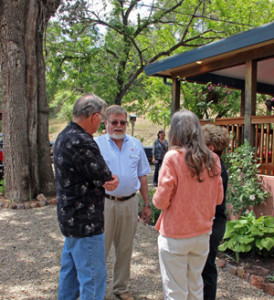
[105,105,127,118]
[169,110,219,182]
[72,94,107,118]
[169,110,204,148]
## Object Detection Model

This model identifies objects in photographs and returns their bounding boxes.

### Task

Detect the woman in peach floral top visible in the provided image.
[153,110,223,300]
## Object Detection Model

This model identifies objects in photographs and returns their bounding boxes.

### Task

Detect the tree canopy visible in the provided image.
[46,0,274,123]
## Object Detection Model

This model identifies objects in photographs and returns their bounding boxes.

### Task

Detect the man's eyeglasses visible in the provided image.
[97,112,127,126]
[108,120,128,126]
[97,112,108,121]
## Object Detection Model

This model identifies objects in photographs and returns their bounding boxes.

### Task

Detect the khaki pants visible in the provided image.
[104,195,139,295]
[158,233,210,300]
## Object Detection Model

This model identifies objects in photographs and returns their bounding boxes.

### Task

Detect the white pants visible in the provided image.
[158,233,210,300]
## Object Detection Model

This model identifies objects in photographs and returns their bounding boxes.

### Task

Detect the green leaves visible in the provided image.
[256,237,274,251]
[224,141,269,216]
[46,0,274,115]
[219,211,274,262]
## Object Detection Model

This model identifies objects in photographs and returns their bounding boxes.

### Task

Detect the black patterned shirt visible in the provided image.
[53,122,112,238]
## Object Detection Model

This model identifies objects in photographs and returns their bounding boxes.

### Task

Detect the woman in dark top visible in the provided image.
[152,129,168,187]
[202,124,230,300]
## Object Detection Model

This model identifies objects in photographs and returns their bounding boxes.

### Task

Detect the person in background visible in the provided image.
[202,124,230,300]
[153,110,223,300]
[95,105,151,300]
[152,129,168,187]
[54,94,119,300]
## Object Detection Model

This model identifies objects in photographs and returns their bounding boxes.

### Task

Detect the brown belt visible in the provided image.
[105,193,136,201]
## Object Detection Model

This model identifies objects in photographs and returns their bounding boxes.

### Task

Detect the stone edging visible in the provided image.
[217,258,274,296]
[0,194,56,209]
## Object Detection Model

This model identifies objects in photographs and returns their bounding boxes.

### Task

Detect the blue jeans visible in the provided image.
[58,233,106,300]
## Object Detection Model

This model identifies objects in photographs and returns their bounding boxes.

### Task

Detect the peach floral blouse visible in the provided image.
[153,148,223,239]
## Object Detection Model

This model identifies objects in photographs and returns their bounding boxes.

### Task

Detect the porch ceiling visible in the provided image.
[145,22,274,96]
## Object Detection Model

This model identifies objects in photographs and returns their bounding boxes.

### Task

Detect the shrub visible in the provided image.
[149,189,161,225]
[218,211,274,263]
[224,140,269,216]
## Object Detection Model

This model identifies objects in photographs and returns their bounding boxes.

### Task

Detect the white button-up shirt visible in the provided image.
[95,134,151,196]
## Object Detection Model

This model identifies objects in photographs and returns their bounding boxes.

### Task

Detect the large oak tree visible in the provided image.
[48,0,274,121]
[54,0,226,105]
[0,0,61,202]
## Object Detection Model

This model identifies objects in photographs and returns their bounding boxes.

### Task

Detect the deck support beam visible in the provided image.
[171,78,180,116]
[240,89,245,116]
[244,60,257,146]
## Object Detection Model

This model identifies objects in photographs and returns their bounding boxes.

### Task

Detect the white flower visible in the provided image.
[249,195,255,201]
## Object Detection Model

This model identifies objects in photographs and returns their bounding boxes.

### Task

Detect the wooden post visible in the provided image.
[244,60,257,146]
[171,78,180,116]
[240,89,245,116]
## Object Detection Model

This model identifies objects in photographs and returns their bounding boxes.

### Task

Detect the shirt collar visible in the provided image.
[70,121,93,138]
[106,133,129,143]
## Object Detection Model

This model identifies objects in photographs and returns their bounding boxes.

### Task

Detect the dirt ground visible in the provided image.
[0,197,273,299]
[0,169,273,299]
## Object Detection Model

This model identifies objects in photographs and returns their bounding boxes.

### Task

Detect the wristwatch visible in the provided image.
[144,203,151,208]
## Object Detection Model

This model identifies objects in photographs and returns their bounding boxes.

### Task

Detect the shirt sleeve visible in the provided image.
[214,154,224,205]
[152,140,157,155]
[153,151,177,209]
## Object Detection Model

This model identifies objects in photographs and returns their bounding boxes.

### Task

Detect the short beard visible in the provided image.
[109,132,125,140]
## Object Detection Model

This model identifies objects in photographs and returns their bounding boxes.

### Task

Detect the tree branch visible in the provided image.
[134,0,186,37]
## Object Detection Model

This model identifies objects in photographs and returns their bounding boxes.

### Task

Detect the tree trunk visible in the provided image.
[37,27,56,196]
[0,0,60,202]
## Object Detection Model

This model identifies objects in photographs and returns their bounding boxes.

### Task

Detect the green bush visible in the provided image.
[149,189,161,225]
[218,211,274,263]
[224,140,269,216]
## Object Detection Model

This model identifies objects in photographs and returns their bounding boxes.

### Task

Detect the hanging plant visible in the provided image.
[264,98,274,111]
[193,82,240,119]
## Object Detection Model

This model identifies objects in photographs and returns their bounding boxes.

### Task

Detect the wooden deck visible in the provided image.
[200,115,274,175]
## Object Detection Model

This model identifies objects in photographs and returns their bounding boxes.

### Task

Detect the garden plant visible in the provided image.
[224,140,269,217]
[218,211,274,263]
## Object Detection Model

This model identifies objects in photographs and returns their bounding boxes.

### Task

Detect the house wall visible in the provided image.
[254,175,274,217]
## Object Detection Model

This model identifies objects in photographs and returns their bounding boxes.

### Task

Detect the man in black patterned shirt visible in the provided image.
[54,94,119,300]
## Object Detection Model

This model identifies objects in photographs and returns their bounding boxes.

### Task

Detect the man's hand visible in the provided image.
[141,206,152,224]
[103,175,119,191]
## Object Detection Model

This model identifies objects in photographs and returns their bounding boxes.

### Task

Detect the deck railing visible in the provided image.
[200,115,274,175]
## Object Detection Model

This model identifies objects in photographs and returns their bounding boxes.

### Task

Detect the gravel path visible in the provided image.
[0,205,272,300]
